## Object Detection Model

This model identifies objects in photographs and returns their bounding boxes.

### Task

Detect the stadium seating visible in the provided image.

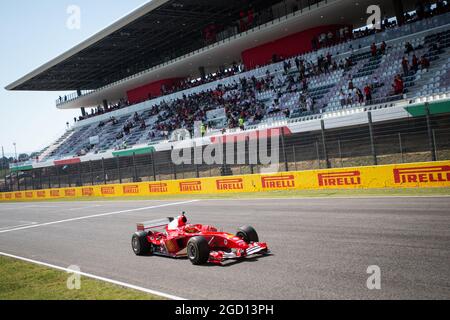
[41,13,450,162]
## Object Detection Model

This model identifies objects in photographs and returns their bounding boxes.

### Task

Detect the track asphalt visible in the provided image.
[1,197,449,299]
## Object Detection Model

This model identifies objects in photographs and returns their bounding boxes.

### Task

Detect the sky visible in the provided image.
[0,0,148,157]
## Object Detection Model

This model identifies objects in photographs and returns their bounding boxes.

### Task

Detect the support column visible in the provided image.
[393,0,405,26]
[280,129,288,172]
[321,120,330,169]
[425,103,437,161]
[102,158,107,184]
[368,112,378,165]
[199,66,206,80]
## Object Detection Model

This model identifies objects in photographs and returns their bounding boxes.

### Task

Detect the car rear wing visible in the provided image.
[137,217,174,231]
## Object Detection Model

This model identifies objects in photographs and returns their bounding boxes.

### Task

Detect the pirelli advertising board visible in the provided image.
[1,161,449,202]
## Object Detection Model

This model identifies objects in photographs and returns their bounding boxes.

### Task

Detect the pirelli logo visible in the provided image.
[82,188,94,196]
[101,186,115,195]
[180,181,202,192]
[394,166,450,184]
[123,185,139,194]
[15,193,22,199]
[65,189,76,197]
[50,190,60,197]
[318,171,361,187]
[149,183,168,193]
[261,175,295,189]
[216,178,244,191]
[37,191,46,198]
[5,194,12,199]
[25,192,33,198]
[0,194,3,199]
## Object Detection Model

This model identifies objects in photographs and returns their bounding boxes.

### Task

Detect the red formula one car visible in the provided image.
[131,212,269,265]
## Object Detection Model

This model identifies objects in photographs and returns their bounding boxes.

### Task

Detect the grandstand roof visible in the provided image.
[6,0,412,94]
[6,0,279,91]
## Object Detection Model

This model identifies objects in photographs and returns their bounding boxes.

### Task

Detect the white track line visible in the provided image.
[0,200,199,234]
[201,195,450,201]
[0,222,37,231]
[0,200,182,205]
[0,251,186,300]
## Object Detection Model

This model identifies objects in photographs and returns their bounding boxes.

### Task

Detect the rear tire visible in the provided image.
[237,225,259,243]
[131,231,151,256]
[187,236,210,265]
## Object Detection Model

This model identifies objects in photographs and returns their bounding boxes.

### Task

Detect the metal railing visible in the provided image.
[2,111,449,193]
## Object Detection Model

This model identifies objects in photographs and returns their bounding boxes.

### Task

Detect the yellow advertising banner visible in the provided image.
[1,161,449,202]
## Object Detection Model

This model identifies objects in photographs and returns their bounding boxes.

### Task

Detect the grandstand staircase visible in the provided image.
[38,129,75,161]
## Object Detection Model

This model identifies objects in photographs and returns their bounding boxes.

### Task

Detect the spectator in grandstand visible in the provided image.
[380,41,387,55]
[424,1,432,18]
[346,93,353,106]
[371,43,377,57]
[318,33,327,47]
[344,57,353,71]
[364,84,373,104]
[283,60,291,74]
[140,119,147,130]
[348,79,354,90]
[123,121,133,135]
[247,8,254,28]
[355,88,364,104]
[327,31,334,44]
[392,75,404,96]
[238,116,245,130]
[302,78,308,91]
[306,95,314,112]
[200,123,206,137]
[239,11,247,32]
[372,76,381,88]
[436,0,449,14]
[420,55,430,70]
[415,1,425,20]
[294,57,301,70]
[311,37,318,51]
[412,54,419,72]
[339,90,346,107]
[401,57,409,76]
[404,42,414,54]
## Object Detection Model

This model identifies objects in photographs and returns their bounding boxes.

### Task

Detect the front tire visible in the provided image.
[131,231,151,256]
[237,225,259,243]
[187,236,210,265]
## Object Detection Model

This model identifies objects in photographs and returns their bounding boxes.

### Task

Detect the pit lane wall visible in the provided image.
[1,161,449,202]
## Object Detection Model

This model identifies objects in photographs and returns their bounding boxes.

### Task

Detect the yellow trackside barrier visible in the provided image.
[0,160,449,202]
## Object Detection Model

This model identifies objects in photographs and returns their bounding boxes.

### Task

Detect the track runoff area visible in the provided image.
[1,196,449,303]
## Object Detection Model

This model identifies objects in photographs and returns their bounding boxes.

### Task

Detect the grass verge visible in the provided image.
[0,256,164,300]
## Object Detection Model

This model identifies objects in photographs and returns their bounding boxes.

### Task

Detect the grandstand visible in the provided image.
[3,0,450,191]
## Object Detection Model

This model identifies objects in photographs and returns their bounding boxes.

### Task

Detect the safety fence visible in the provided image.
[1,160,449,202]
[1,111,450,193]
